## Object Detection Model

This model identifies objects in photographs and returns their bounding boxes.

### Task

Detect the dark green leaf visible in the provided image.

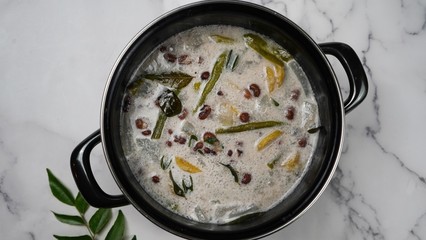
[169,171,185,197]
[105,210,125,240]
[182,176,194,193]
[75,193,89,214]
[307,126,325,134]
[270,97,280,107]
[220,163,239,183]
[226,50,239,71]
[188,135,198,147]
[142,72,193,89]
[267,154,282,169]
[47,169,75,206]
[52,212,84,225]
[157,89,182,117]
[53,235,92,240]
[160,156,171,170]
[89,208,112,234]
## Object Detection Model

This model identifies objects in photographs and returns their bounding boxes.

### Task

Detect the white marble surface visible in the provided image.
[1,0,426,239]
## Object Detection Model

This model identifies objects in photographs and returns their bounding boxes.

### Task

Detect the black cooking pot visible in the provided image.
[71,1,368,239]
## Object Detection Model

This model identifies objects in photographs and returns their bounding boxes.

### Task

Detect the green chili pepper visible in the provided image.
[169,171,185,198]
[210,34,235,43]
[226,50,239,71]
[243,33,284,66]
[151,111,167,139]
[215,121,284,134]
[220,163,239,183]
[141,72,194,89]
[127,78,144,96]
[193,51,228,113]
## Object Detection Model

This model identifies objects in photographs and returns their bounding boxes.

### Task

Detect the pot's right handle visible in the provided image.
[319,42,368,114]
[70,130,129,208]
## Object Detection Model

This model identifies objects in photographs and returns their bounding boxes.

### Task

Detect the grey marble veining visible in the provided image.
[1,0,426,239]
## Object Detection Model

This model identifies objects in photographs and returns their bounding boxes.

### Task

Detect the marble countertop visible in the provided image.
[1,0,425,239]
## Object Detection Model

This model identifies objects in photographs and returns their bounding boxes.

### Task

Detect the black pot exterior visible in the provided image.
[71,1,368,239]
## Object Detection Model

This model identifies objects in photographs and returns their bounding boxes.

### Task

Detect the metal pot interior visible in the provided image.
[101,1,344,239]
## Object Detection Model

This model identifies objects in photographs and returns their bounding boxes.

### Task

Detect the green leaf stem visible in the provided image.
[47,168,136,240]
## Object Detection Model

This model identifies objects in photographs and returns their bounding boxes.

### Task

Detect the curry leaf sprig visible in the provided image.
[47,168,137,240]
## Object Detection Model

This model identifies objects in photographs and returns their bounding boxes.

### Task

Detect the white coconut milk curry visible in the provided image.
[120,25,319,224]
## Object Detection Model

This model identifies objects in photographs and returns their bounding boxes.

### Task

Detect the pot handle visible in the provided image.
[70,130,129,208]
[319,42,368,114]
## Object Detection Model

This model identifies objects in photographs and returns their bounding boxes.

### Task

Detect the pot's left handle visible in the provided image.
[70,130,129,208]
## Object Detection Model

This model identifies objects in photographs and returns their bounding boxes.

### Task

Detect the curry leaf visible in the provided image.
[131,236,137,240]
[142,72,194,89]
[220,163,239,183]
[89,208,112,234]
[52,212,84,226]
[75,193,89,214]
[47,168,75,206]
[53,235,92,240]
[105,210,125,240]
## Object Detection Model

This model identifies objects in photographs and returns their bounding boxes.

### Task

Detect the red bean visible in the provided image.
[239,112,250,123]
[290,89,300,101]
[227,150,233,157]
[241,173,252,184]
[174,136,187,144]
[152,175,160,183]
[203,132,216,142]
[217,90,223,96]
[193,142,204,151]
[178,108,188,120]
[298,137,307,147]
[249,84,261,97]
[164,53,177,63]
[168,129,173,135]
[141,130,152,136]
[285,106,295,120]
[166,141,172,147]
[243,89,252,99]
[198,105,212,120]
[201,71,210,80]
[135,118,146,129]
[178,55,191,65]
[159,46,167,52]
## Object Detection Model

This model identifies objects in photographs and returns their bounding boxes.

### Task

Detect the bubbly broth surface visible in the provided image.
[120,25,319,223]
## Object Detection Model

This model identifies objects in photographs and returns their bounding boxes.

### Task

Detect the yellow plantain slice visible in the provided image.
[265,66,276,93]
[175,156,202,173]
[256,130,283,151]
[282,151,301,171]
[274,64,285,87]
